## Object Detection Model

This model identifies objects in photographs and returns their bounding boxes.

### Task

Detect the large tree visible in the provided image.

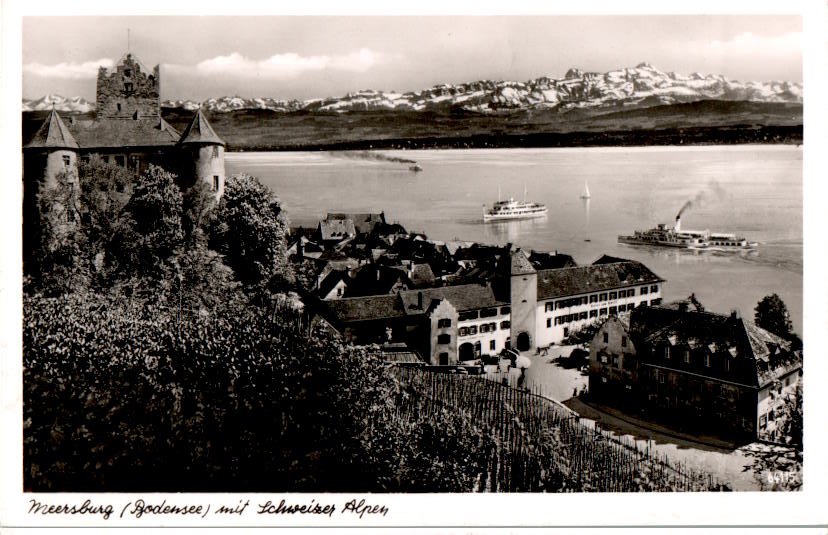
[208,173,293,289]
[754,293,794,339]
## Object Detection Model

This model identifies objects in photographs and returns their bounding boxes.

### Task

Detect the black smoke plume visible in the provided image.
[676,180,727,219]
[333,151,417,165]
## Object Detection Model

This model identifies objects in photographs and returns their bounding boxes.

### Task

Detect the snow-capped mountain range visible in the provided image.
[24,63,802,114]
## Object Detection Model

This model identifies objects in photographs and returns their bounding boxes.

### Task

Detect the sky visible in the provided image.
[22,15,803,104]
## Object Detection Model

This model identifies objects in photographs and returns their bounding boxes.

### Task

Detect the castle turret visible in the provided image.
[22,109,80,265]
[96,53,161,119]
[24,108,79,184]
[177,108,226,199]
[508,249,538,352]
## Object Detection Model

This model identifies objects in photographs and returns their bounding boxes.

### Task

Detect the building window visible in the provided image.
[117,103,122,112]
[609,306,617,315]
[459,311,478,321]
[651,284,659,293]
[115,155,126,167]
[474,341,481,355]
[62,155,71,167]
[563,327,569,338]
[651,298,662,306]
[590,294,598,303]
[213,175,220,190]
[480,308,497,318]
[599,353,608,364]
[459,327,467,336]
[546,318,552,328]
[621,336,627,347]
[759,415,767,429]
[437,334,451,344]
[212,145,220,158]
[124,68,132,77]
[336,287,343,297]
[641,286,648,295]
[704,354,710,367]
[609,291,617,300]
[725,358,731,371]
[589,310,598,318]
[500,306,510,315]
[612,354,619,368]
[437,318,451,328]
[599,308,607,316]
[599,293,608,301]
[439,352,449,365]
[659,372,666,384]
[490,340,496,351]
[664,346,670,359]
[500,320,510,329]
[683,350,690,364]
[124,82,134,93]
[468,326,477,335]
[579,312,588,320]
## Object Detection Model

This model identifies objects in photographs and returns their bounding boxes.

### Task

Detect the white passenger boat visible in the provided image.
[483,186,548,222]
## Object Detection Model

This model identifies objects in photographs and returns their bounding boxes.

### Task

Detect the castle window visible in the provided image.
[117,103,122,112]
[124,82,134,93]
[62,155,70,167]
[212,145,220,158]
[213,176,220,190]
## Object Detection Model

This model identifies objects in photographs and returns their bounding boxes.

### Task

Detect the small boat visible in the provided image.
[483,185,547,222]
[409,164,422,172]
[580,182,591,199]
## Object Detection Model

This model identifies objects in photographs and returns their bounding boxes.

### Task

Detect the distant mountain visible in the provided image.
[24,63,802,116]
[157,63,802,114]
[22,94,94,113]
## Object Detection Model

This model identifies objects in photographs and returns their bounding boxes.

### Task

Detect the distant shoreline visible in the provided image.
[221,128,802,153]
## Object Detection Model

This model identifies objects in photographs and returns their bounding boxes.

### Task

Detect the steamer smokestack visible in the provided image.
[675,215,681,232]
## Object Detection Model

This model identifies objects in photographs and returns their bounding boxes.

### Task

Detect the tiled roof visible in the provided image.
[592,254,632,265]
[178,108,225,145]
[510,249,536,275]
[324,294,405,322]
[630,304,801,388]
[24,109,79,150]
[319,219,356,241]
[318,269,350,298]
[537,261,663,300]
[69,117,181,148]
[326,212,385,234]
[398,284,503,315]
[529,251,577,270]
[346,265,411,297]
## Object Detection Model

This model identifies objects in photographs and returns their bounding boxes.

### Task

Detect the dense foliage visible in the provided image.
[754,294,794,340]
[208,173,293,289]
[24,164,499,492]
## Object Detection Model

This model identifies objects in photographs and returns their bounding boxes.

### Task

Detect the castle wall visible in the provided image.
[96,56,160,119]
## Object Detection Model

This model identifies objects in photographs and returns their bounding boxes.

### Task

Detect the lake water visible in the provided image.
[227,146,802,334]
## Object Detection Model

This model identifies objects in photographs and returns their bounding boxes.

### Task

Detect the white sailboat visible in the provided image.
[580,182,591,199]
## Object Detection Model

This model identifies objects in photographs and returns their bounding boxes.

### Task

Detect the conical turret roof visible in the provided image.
[178,108,224,145]
[24,109,79,150]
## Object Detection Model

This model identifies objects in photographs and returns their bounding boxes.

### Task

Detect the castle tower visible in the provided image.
[177,108,226,199]
[23,108,80,184]
[509,249,537,352]
[22,109,80,264]
[96,53,160,119]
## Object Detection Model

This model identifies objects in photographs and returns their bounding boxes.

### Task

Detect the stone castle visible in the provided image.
[23,52,226,259]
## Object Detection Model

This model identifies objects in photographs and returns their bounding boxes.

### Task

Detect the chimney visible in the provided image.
[730,309,740,320]
[417,291,423,310]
